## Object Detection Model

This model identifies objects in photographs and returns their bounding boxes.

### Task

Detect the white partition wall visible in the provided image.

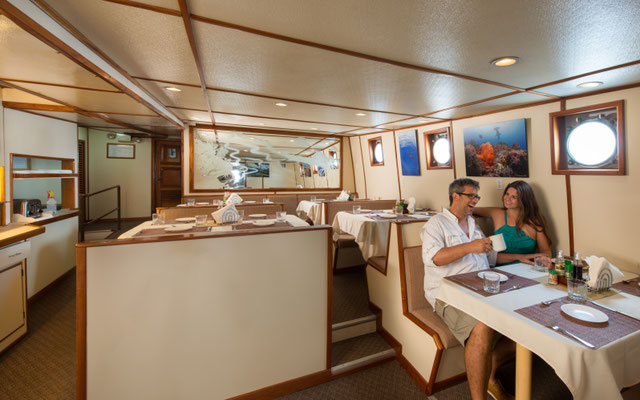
[79,228,331,400]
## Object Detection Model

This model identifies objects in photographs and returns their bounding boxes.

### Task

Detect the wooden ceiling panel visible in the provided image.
[193,21,513,117]
[427,92,552,120]
[2,88,62,106]
[46,0,200,84]
[188,0,640,89]
[0,16,117,91]
[7,81,157,115]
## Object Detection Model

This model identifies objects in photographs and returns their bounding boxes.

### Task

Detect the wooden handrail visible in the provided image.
[78,185,121,242]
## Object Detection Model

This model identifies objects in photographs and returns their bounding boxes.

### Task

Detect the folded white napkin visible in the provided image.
[336,190,349,201]
[407,197,416,214]
[226,193,243,205]
[211,204,239,223]
[585,256,624,290]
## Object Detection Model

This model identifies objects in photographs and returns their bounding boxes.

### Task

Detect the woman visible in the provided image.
[474,180,551,265]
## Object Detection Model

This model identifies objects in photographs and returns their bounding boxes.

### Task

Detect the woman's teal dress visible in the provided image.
[494,210,536,266]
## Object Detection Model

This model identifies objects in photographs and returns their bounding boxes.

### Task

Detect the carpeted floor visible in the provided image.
[332,267,372,323]
[0,271,75,400]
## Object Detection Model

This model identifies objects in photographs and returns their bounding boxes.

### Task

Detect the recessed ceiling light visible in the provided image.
[256,123,265,126]
[355,112,366,116]
[577,81,603,89]
[275,102,288,107]
[289,139,295,142]
[490,57,520,67]
[419,120,428,123]
[243,149,248,152]
[165,86,182,92]
[311,128,318,130]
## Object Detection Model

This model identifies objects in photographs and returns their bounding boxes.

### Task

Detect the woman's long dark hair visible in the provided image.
[503,181,551,244]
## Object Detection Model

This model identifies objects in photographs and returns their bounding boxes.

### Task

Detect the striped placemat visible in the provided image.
[612,278,640,297]
[515,297,640,348]
[445,269,540,297]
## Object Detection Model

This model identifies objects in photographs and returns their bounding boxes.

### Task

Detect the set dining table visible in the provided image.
[438,263,640,400]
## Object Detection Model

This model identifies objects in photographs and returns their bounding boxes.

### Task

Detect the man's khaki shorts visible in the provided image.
[434,299,479,347]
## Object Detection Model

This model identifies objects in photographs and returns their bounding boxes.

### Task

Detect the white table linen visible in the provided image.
[436,263,640,400]
[331,211,390,259]
[296,200,322,225]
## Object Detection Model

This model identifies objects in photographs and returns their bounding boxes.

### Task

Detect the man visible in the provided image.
[421,178,513,400]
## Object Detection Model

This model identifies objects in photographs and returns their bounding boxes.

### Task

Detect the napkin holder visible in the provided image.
[211,205,240,224]
[588,266,613,292]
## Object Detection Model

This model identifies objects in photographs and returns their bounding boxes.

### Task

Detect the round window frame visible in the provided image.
[566,119,617,167]
[432,137,451,165]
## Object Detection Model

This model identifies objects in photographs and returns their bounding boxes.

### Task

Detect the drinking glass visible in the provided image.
[353,205,361,214]
[483,272,501,293]
[394,205,404,216]
[310,195,317,202]
[533,255,551,272]
[152,213,159,225]
[186,198,196,206]
[195,214,207,226]
[263,197,270,203]
[155,213,165,225]
[276,211,286,222]
[567,279,587,302]
[237,210,244,223]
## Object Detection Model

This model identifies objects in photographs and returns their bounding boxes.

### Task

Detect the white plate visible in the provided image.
[377,213,397,218]
[477,271,509,282]
[252,220,274,226]
[360,209,371,212]
[164,225,192,232]
[244,201,256,203]
[175,217,196,222]
[248,213,267,218]
[177,204,186,207]
[561,304,609,323]
[196,202,209,205]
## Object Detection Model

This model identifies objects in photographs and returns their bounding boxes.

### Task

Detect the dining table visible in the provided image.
[331,211,431,260]
[296,200,324,225]
[118,214,309,239]
[437,263,640,400]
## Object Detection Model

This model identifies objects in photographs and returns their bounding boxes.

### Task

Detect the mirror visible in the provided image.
[191,128,342,190]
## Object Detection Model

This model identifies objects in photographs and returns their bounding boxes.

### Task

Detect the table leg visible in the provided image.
[515,343,532,400]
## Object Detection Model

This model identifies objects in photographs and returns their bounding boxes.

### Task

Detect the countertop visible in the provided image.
[0,224,46,248]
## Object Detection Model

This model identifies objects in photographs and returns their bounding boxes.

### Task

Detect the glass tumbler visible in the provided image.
[353,205,361,214]
[195,215,207,226]
[534,255,551,272]
[186,198,196,206]
[567,279,587,302]
[276,211,286,222]
[483,272,501,293]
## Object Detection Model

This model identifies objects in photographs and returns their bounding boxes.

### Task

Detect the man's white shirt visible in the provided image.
[420,208,495,309]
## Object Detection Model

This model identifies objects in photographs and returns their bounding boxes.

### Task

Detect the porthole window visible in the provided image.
[425,127,453,169]
[368,137,384,166]
[566,121,616,166]
[550,100,625,175]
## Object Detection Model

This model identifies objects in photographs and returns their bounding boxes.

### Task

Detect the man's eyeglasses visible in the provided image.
[456,192,481,201]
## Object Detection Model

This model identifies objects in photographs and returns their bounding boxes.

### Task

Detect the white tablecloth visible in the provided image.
[119,215,309,239]
[331,211,391,259]
[296,200,323,225]
[436,263,640,400]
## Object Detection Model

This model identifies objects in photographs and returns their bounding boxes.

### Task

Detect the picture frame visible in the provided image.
[398,129,420,176]
[107,143,135,159]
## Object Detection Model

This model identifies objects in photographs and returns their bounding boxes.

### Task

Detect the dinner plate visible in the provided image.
[196,202,209,205]
[244,201,256,204]
[561,304,608,323]
[477,271,508,282]
[164,225,192,232]
[252,220,274,226]
[248,213,267,218]
[377,213,397,218]
[360,209,371,212]
[177,204,186,207]
[175,217,196,222]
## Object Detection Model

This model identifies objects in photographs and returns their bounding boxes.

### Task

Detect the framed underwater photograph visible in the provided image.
[398,130,420,176]
[463,118,529,177]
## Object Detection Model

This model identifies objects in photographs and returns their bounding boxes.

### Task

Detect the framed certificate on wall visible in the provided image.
[107,143,135,159]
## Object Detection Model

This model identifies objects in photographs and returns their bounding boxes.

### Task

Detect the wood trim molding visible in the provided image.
[76,247,87,400]
[358,136,368,199]
[449,121,457,179]
[177,0,215,126]
[0,225,45,248]
[194,123,340,139]
[29,210,79,226]
[392,131,402,199]
[0,77,121,93]
[326,229,333,369]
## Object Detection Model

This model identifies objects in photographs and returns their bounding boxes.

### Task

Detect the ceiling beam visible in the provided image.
[195,123,341,139]
[0,77,122,93]
[0,79,168,138]
[177,0,216,127]
[0,0,184,129]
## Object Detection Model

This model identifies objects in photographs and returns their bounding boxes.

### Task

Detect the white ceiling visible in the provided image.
[1,0,639,138]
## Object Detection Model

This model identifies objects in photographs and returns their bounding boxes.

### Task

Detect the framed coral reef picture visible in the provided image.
[463,118,528,177]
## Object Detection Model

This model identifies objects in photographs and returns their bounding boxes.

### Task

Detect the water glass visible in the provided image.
[152,213,159,225]
[533,255,551,272]
[394,205,404,216]
[567,279,587,302]
[186,198,196,206]
[483,272,501,293]
[195,214,207,226]
[276,211,286,222]
[310,195,317,202]
[353,205,361,214]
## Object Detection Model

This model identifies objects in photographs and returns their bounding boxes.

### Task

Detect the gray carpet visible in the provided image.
[0,271,75,400]
[333,267,372,323]
[332,332,392,367]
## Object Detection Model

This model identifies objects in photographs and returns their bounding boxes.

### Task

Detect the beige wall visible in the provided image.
[352,86,640,273]
[87,129,151,219]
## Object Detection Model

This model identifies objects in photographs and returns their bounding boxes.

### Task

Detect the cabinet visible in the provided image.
[0,241,29,354]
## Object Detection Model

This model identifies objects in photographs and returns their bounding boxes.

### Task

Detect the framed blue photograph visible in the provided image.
[463,118,528,177]
[398,130,420,176]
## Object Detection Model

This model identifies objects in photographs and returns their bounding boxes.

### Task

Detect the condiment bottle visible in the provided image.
[564,259,573,279]
[574,252,583,280]
[548,269,558,285]
[554,250,565,276]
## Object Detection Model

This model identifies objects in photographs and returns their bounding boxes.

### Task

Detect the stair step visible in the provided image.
[331,332,396,374]
[332,314,376,343]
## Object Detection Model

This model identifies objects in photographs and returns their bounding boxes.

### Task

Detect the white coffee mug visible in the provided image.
[489,233,507,252]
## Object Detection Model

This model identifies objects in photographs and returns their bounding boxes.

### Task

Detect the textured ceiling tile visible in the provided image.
[428,92,552,120]
[211,113,348,134]
[47,0,200,84]
[137,80,209,111]
[535,64,640,97]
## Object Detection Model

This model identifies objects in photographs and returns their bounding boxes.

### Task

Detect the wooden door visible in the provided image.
[153,140,182,210]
